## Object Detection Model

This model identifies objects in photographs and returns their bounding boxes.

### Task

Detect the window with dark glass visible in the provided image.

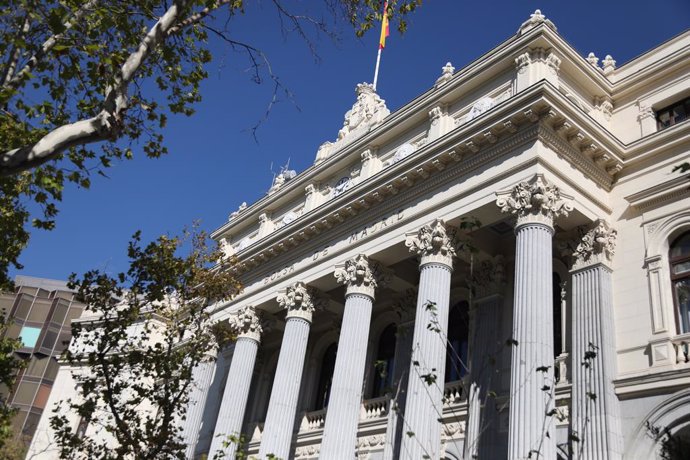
[314,344,337,409]
[372,324,397,397]
[670,231,690,334]
[446,301,469,383]
[656,96,690,130]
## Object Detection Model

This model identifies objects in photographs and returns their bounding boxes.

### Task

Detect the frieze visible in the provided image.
[347,210,404,243]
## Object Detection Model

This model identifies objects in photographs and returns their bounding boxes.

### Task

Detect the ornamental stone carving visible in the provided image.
[228,201,247,220]
[602,54,616,75]
[471,256,507,299]
[406,219,457,267]
[314,83,390,164]
[334,254,387,298]
[517,9,557,35]
[435,62,455,87]
[218,237,235,259]
[228,306,263,342]
[586,52,599,67]
[572,219,617,269]
[496,174,573,228]
[277,282,323,322]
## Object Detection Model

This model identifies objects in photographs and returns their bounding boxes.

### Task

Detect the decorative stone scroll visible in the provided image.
[495,174,573,228]
[276,282,323,322]
[572,219,617,269]
[334,254,388,298]
[406,219,457,267]
[228,305,263,342]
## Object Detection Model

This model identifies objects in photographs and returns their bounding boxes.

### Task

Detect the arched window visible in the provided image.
[553,272,563,357]
[446,301,469,382]
[314,344,337,409]
[372,324,397,397]
[670,231,690,334]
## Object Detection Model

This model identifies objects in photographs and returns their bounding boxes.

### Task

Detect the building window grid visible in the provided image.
[670,231,690,335]
[8,294,81,440]
[656,96,690,131]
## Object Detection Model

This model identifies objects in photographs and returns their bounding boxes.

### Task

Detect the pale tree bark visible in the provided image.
[0,0,234,177]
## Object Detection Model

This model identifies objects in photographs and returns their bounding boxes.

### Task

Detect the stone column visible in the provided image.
[570,220,623,459]
[401,219,457,459]
[181,351,217,459]
[208,307,263,459]
[496,174,572,460]
[258,283,321,460]
[321,254,388,459]
[464,257,506,460]
[383,289,417,460]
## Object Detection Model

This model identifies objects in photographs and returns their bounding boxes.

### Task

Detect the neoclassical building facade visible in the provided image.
[30,10,690,460]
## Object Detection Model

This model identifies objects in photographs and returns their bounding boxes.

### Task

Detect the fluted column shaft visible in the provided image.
[181,356,217,459]
[320,292,374,459]
[401,261,452,459]
[258,316,311,459]
[571,263,622,459]
[258,282,321,459]
[464,293,502,459]
[497,175,571,459]
[208,338,259,458]
[508,221,556,460]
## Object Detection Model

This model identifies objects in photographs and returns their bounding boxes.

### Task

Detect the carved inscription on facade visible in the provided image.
[348,210,404,243]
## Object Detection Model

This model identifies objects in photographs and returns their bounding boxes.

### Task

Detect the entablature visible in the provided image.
[216,83,622,282]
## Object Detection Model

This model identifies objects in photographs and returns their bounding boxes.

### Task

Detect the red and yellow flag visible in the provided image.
[379,2,390,49]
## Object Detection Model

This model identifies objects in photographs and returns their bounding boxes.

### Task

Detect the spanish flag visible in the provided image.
[379,2,390,49]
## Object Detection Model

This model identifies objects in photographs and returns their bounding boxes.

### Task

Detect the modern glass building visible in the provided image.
[0,276,84,448]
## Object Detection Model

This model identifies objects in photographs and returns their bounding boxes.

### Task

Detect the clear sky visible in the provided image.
[11,0,690,282]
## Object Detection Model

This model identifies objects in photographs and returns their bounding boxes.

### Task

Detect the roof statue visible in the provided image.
[314,83,390,165]
[228,201,247,221]
[268,167,297,195]
[435,62,455,87]
[517,9,556,35]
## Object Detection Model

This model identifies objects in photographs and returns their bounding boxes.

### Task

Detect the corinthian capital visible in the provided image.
[277,282,323,322]
[572,219,617,269]
[406,219,457,267]
[334,254,388,298]
[496,174,573,228]
[228,306,263,342]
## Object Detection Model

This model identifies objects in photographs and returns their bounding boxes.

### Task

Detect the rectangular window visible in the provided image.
[19,327,42,348]
[657,96,690,130]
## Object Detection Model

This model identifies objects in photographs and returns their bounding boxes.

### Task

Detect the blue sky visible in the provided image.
[12,0,690,282]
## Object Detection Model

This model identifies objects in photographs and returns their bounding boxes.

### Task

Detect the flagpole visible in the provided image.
[373,47,382,91]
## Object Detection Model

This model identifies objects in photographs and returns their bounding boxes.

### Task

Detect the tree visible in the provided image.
[48,227,240,459]
[0,322,24,452]
[0,0,423,289]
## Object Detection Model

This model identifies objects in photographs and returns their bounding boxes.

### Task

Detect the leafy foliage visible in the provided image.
[0,322,24,451]
[0,0,423,289]
[49,227,240,459]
